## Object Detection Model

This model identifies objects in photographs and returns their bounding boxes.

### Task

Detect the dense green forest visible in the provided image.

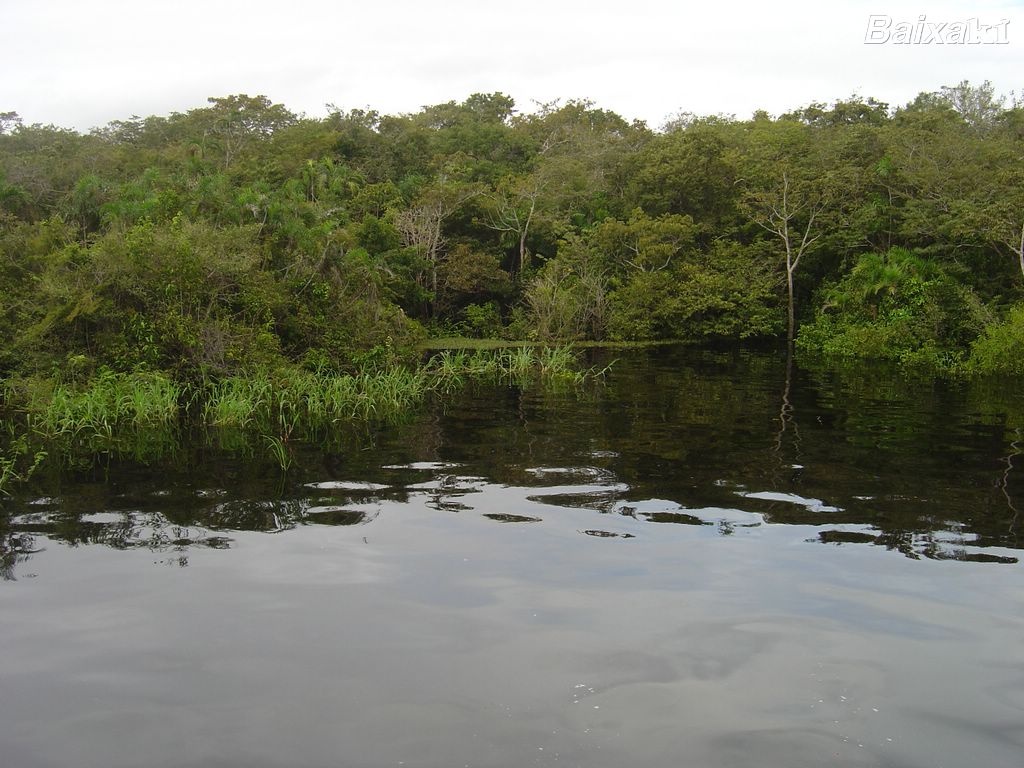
[2,80,1024,386]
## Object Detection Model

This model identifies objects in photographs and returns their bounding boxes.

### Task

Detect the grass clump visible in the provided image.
[426,345,601,388]
[202,366,434,432]
[31,370,182,439]
[0,431,47,495]
[11,346,594,439]
[0,345,599,491]
[202,346,596,434]
[202,374,275,428]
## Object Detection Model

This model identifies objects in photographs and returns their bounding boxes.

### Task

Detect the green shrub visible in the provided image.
[607,241,781,342]
[798,248,990,372]
[460,302,504,338]
[968,304,1024,376]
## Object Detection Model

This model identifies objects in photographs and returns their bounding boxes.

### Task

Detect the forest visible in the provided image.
[2,80,1024,393]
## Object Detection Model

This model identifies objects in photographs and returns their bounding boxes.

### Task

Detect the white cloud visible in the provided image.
[1,0,1021,129]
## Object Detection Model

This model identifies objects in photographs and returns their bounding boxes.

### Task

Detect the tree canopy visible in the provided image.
[2,83,1023,380]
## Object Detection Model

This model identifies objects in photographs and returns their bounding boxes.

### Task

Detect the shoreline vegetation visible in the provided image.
[0,346,606,492]
[3,81,1024,488]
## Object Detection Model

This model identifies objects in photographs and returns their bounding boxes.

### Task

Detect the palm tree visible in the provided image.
[848,247,935,318]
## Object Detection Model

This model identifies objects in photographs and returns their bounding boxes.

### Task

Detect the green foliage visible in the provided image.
[524,256,606,340]
[1,84,1023,387]
[591,209,699,276]
[21,219,285,376]
[626,123,739,227]
[5,83,1024,490]
[459,302,504,338]
[30,370,182,439]
[798,248,991,371]
[436,245,512,316]
[607,240,781,341]
[0,431,47,496]
[968,304,1024,376]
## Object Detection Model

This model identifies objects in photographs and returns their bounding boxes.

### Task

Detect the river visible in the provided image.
[2,346,1023,767]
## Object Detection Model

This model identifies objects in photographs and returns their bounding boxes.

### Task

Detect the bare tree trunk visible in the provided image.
[1018,221,1024,281]
[744,169,828,347]
[783,217,797,345]
[484,178,540,275]
[520,196,536,273]
[519,227,529,273]
[396,183,480,317]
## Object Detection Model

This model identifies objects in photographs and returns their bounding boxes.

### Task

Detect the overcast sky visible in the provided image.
[2,0,1021,130]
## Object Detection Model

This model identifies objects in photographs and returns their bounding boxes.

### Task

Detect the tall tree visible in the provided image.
[740,120,850,343]
[395,176,480,313]
[481,172,543,273]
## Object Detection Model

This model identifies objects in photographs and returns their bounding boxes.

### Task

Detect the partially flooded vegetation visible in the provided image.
[0,346,602,491]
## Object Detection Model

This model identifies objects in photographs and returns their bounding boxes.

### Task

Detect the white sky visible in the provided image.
[1,0,1022,130]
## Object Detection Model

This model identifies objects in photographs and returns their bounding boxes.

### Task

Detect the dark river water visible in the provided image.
[2,346,1024,768]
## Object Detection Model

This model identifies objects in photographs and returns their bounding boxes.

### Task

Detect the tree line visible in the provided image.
[2,81,1023,382]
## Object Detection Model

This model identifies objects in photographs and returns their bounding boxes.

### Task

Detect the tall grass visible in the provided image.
[0,346,601,491]
[202,374,274,428]
[199,347,595,433]
[263,435,293,472]
[17,347,594,438]
[425,345,599,388]
[33,370,181,438]
[201,366,434,431]
[0,431,47,495]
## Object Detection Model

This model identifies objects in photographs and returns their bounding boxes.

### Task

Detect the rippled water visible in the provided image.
[2,347,1023,767]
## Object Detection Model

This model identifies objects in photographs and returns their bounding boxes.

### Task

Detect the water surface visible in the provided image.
[2,347,1023,768]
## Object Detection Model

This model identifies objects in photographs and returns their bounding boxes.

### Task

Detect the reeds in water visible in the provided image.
[199,346,598,433]
[0,346,601,490]
[426,345,595,387]
[201,366,434,431]
[34,370,181,438]
[0,430,47,495]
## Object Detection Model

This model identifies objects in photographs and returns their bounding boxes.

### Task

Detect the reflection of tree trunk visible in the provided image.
[786,267,795,344]
[772,344,802,478]
[1001,429,1021,540]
